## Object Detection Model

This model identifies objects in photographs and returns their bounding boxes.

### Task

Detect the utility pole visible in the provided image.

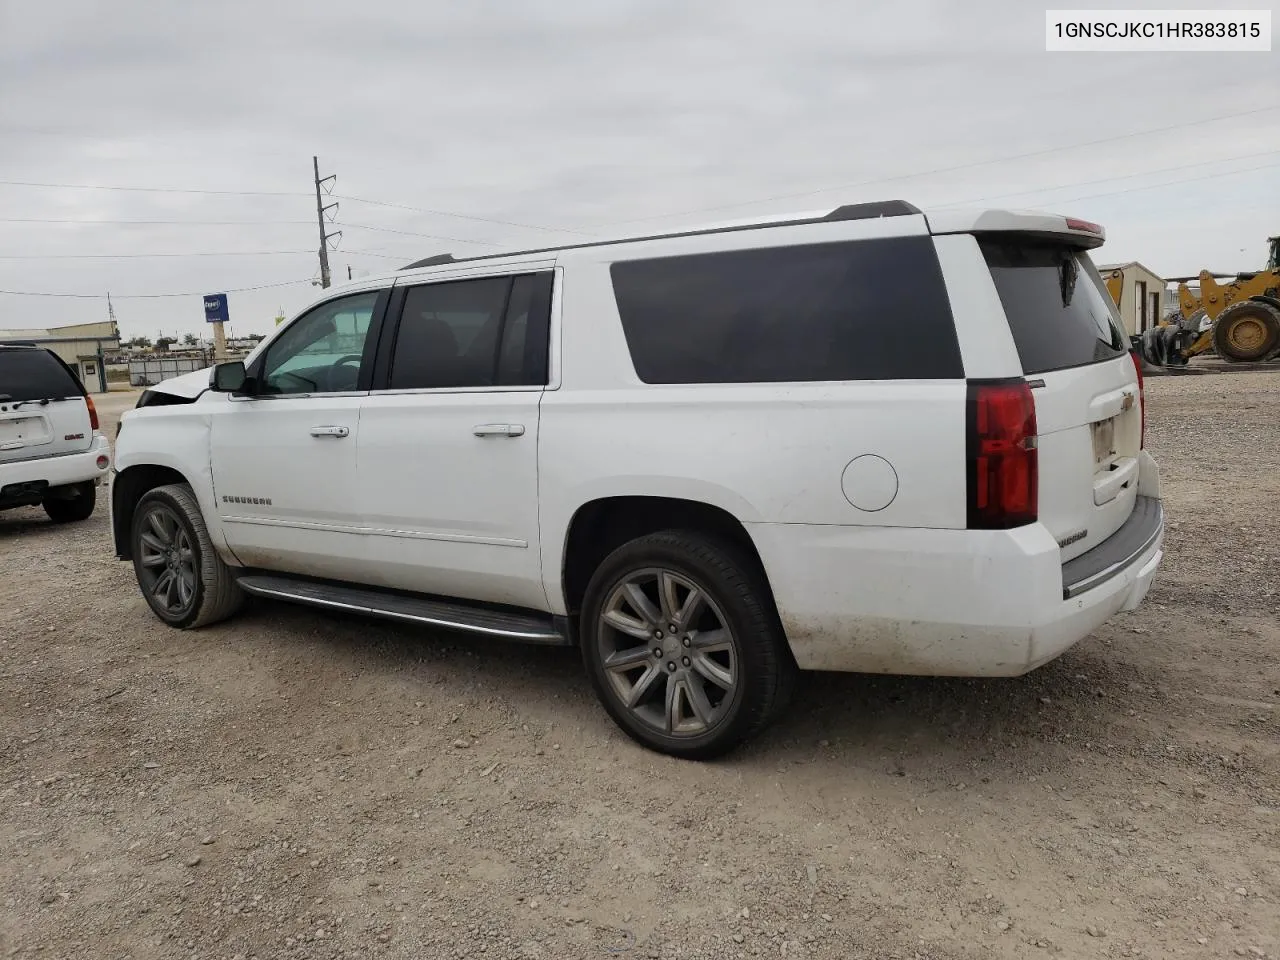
[313,156,341,288]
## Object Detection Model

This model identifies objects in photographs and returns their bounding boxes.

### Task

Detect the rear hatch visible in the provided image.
[0,349,94,465]
[979,238,1141,561]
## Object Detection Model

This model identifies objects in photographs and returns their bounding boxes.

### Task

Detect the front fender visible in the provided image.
[112,405,230,558]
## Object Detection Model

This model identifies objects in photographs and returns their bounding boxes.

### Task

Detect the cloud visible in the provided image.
[2,0,1277,335]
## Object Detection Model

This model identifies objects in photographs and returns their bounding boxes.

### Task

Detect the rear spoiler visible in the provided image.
[925,209,1106,249]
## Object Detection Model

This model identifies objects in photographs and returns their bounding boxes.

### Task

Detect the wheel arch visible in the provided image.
[559,495,775,621]
[111,464,192,559]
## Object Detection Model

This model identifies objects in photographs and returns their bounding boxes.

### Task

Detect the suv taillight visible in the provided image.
[85,394,100,431]
[1129,349,1145,448]
[967,380,1037,529]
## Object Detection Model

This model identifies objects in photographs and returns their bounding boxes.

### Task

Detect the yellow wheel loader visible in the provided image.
[1136,236,1280,367]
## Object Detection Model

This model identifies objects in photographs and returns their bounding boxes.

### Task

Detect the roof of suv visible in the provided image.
[398,202,1106,273]
[296,202,1106,314]
[402,200,926,270]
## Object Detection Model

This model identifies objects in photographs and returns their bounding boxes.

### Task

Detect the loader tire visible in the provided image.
[1211,300,1280,363]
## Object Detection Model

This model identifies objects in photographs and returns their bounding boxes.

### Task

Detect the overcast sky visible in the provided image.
[2,0,1277,338]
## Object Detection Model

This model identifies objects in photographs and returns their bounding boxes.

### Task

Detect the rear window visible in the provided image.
[0,349,84,403]
[610,236,962,384]
[980,239,1127,375]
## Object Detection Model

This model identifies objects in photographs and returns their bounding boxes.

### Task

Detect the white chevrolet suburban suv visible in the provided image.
[1,345,111,522]
[111,201,1163,758]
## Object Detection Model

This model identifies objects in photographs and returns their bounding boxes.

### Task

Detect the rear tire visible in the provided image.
[1211,301,1280,362]
[130,483,243,629]
[42,481,96,523]
[580,530,796,760]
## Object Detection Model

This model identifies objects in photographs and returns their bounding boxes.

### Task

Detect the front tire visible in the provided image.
[580,530,796,759]
[1211,300,1280,362]
[130,483,243,629]
[42,481,96,523]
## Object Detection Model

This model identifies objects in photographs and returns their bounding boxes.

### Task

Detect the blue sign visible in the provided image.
[203,293,229,324]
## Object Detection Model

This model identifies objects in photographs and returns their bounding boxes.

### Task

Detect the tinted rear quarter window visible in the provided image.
[980,239,1126,374]
[0,349,84,402]
[610,236,962,384]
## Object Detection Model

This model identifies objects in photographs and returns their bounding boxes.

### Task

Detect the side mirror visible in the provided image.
[210,361,248,394]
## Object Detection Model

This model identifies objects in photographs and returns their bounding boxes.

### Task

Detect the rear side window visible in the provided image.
[980,239,1126,374]
[610,237,962,383]
[391,277,511,389]
[0,349,84,402]
[388,272,553,389]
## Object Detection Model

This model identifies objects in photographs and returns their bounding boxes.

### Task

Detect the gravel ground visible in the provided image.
[2,375,1278,960]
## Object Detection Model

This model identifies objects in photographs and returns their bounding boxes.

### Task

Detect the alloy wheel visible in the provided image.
[136,504,198,616]
[597,568,738,737]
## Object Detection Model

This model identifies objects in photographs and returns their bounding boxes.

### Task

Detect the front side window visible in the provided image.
[260,292,381,395]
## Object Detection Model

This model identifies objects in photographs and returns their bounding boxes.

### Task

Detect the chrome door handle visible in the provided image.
[473,423,525,438]
[310,425,350,438]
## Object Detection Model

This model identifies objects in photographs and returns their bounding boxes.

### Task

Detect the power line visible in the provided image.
[0,216,499,248]
[334,194,589,236]
[0,179,308,198]
[0,217,314,226]
[930,147,1280,209]
[0,176,582,238]
[0,279,313,299]
[595,103,1280,227]
[336,222,497,246]
[0,251,312,260]
[0,218,499,249]
[1006,159,1280,208]
[340,249,415,260]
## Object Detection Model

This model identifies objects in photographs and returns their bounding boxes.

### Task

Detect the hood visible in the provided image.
[146,366,211,399]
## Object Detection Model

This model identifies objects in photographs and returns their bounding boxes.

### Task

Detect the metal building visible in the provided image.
[1097,262,1167,336]
[0,321,120,393]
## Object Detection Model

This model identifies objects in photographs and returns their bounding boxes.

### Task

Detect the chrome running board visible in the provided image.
[236,573,569,645]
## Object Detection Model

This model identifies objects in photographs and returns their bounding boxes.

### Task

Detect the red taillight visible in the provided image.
[967,380,1038,529]
[1129,349,1145,448]
[85,395,99,431]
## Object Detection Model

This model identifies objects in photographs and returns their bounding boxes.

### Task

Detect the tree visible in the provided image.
[126,336,152,348]
[182,333,199,346]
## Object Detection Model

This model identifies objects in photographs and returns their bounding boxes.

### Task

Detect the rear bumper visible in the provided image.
[746,497,1164,677]
[0,435,111,503]
[1062,496,1163,599]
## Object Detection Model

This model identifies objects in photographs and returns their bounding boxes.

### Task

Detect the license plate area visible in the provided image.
[1091,416,1116,468]
[0,416,51,449]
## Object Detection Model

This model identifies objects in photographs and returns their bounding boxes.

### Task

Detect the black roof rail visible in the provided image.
[824,200,920,220]
[402,253,457,270]
[398,200,923,272]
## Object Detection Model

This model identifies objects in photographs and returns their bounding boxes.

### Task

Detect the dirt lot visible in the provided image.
[2,376,1278,960]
